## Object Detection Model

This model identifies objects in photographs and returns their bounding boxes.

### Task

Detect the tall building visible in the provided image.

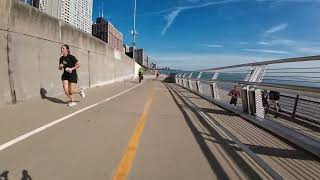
[124,46,134,58]
[92,17,124,52]
[135,48,151,68]
[123,45,130,53]
[20,0,40,8]
[134,48,144,65]
[38,0,61,19]
[38,0,93,33]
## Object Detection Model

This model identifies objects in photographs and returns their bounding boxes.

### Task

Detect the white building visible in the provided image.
[39,0,93,33]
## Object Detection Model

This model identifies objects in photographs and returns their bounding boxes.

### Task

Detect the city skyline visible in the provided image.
[92,17,124,52]
[36,0,93,33]
[92,0,320,70]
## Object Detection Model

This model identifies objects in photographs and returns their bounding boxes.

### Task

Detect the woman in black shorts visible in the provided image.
[59,45,85,106]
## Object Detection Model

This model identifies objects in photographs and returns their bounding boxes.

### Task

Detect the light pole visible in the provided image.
[131,0,138,60]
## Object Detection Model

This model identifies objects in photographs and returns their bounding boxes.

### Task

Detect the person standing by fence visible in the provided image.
[269,91,281,118]
[228,86,240,106]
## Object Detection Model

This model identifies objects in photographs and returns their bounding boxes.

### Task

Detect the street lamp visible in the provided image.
[131,0,138,60]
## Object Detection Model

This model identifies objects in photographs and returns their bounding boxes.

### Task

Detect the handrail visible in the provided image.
[199,55,320,71]
[175,55,320,98]
[176,78,320,95]
[175,79,320,98]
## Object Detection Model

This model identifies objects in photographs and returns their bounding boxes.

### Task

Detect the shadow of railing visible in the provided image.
[169,82,320,179]
[164,83,264,179]
[162,75,176,83]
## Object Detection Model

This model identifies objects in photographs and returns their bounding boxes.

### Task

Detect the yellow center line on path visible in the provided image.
[113,89,155,180]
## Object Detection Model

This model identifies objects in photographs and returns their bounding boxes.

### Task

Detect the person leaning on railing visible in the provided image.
[228,86,240,106]
[269,91,281,118]
[262,90,269,112]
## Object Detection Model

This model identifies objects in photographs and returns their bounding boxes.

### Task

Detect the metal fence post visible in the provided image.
[210,83,215,98]
[196,81,200,92]
[292,95,299,118]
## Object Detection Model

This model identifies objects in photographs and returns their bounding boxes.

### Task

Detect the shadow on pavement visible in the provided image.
[164,83,263,179]
[165,83,319,176]
[0,170,9,180]
[162,75,176,83]
[40,88,67,104]
[21,170,32,180]
[200,108,238,117]
[124,80,141,84]
[0,170,32,180]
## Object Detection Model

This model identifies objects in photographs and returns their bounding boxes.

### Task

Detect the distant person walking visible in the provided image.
[262,90,269,112]
[228,86,240,106]
[269,90,281,117]
[59,45,85,106]
[156,70,160,79]
[138,67,144,83]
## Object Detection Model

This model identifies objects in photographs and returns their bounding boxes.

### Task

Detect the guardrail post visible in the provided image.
[210,83,214,98]
[255,89,265,118]
[249,88,256,115]
[182,73,187,87]
[196,81,200,92]
[210,72,219,100]
[292,95,299,118]
[198,81,202,94]
[241,86,249,112]
[187,73,193,89]
[243,65,267,117]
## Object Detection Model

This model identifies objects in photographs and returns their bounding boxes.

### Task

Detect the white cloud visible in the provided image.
[258,38,296,46]
[201,44,223,48]
[161,0,237,35]
[270,39,295,45]
[161,9,182,35]
[295,47,320,54]
[187,0,200,3]
[257,0,320,2]
[151,53,282,70]
[257,37,320,55]
[264,23,288,36]
[138,9,172,16]
[258,41,271,45]
[242,48,291,55]
[238,42,249,45]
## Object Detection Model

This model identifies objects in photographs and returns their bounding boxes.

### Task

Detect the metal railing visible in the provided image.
[277,94,320,124]
[175,55,320,123]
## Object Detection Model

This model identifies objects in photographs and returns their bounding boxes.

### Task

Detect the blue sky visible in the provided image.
[92,0,320,70]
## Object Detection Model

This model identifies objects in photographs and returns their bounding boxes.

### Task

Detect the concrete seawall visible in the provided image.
[0,0,136,106]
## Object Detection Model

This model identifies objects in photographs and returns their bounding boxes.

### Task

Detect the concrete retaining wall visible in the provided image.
[0,0,13,105]
[0,0,135,106]
[134,62,142,78]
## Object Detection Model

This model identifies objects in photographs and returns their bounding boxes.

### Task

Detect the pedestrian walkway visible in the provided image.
[0,79,319,180]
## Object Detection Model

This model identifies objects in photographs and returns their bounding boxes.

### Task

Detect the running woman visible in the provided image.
[59,45,85,106]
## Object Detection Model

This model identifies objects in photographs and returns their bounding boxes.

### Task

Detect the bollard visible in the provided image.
[210,83,215,98]
[196,81,200,92]
[241,87,248,112]
[248,88,256,115]
[292,95,299,118]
